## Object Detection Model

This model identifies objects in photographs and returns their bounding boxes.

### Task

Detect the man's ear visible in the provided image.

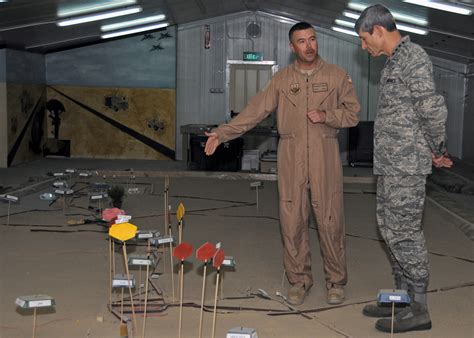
[373,25,384,37]
[289,41,295,53]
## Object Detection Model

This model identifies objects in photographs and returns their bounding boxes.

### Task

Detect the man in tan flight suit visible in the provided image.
[205,22,360,305]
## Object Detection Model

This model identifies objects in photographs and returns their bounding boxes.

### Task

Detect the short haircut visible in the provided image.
[289,22,314,41]
[355,4,397,34]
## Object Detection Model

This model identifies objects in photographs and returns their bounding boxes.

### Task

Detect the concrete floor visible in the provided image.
[0,158,473,338]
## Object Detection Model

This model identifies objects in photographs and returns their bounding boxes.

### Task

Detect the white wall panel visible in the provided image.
[0,50,6,167]
[433,63,468,159]
[234,69,246,110]
[463,77,473,159]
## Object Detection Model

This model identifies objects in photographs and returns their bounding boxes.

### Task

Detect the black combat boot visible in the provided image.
[375,285,432,333]
[362,273,409,318]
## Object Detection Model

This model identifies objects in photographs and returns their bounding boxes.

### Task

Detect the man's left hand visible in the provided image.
[307,110,326,123]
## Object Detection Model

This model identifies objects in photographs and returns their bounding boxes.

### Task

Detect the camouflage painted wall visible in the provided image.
[44,27,177,160]
[46,26,176,89]
[46,86,175,160]
[4,50,46,167]
[6,84,46,166]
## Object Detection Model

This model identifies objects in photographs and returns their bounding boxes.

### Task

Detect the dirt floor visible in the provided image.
[0,159,473,337]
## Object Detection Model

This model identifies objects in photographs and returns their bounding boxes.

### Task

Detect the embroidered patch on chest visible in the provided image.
[289,83,300,95]
[312,83,328,92]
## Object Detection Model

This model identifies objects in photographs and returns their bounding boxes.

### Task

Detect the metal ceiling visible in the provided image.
[0,0,473,62]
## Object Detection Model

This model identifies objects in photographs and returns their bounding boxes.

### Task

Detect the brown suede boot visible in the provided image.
[287,283,309,306]
[327,284,345,305]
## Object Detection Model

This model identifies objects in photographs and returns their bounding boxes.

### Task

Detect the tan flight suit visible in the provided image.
[214,57,360,288]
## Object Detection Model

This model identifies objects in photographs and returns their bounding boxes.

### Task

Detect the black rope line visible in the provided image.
[170,194,250,204]
[0,208,62,219]
[131,202,256,220]
[30,229,107,233]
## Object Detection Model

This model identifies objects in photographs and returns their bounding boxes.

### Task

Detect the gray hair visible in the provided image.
[355,4,397,34]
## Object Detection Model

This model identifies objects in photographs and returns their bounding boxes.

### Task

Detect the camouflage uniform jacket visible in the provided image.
[374,36,448,176]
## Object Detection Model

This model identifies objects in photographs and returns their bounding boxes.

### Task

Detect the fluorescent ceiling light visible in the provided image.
[335,19,356,28]
[347,2,369,11]
[336,18,428,35]
[331,26,359,37]
[101,22,169,39]
[397,23,428,35]
[343,10,360,20]
[388,11,428,26]
[101,14,166,32]
[57,6,142,27]
[58,0,137,18]
[348,2,428,25]
[403,0,472,15]
[276,18,298,25]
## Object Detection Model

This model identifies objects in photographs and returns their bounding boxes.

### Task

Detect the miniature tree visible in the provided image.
[108,185,125,208]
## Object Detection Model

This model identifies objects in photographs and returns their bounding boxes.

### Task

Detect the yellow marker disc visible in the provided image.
[109,222,138,242]
[176,203,185,221]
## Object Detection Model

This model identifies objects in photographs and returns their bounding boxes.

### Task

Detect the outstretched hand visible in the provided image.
[432,153,453,168]
[204,132,220,156]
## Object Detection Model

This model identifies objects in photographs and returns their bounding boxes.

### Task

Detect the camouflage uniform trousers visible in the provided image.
[376,175,429,288]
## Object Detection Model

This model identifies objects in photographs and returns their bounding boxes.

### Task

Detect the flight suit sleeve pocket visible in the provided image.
[322,133,337,139]
[322,129,338,138]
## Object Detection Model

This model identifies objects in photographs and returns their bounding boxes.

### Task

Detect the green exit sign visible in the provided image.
[243,52,263,61]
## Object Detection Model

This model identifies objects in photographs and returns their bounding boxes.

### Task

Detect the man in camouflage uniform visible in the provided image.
[355,5,452,333]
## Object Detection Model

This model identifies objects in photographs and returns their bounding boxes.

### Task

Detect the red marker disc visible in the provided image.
[102,207,125,222]
[213,249,225,269]
[173,242,194,261]
[196,242,217,262]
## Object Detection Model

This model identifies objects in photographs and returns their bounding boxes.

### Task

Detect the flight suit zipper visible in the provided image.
[305,76,310,183]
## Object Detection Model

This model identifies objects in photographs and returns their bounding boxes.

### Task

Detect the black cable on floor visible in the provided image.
[30,229,107,233]
[190,212,279,221]
[170,194,250,204]
[0,208,61,219]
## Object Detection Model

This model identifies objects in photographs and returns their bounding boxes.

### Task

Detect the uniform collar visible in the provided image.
[292,56,324,76]
[390,35,410,59]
